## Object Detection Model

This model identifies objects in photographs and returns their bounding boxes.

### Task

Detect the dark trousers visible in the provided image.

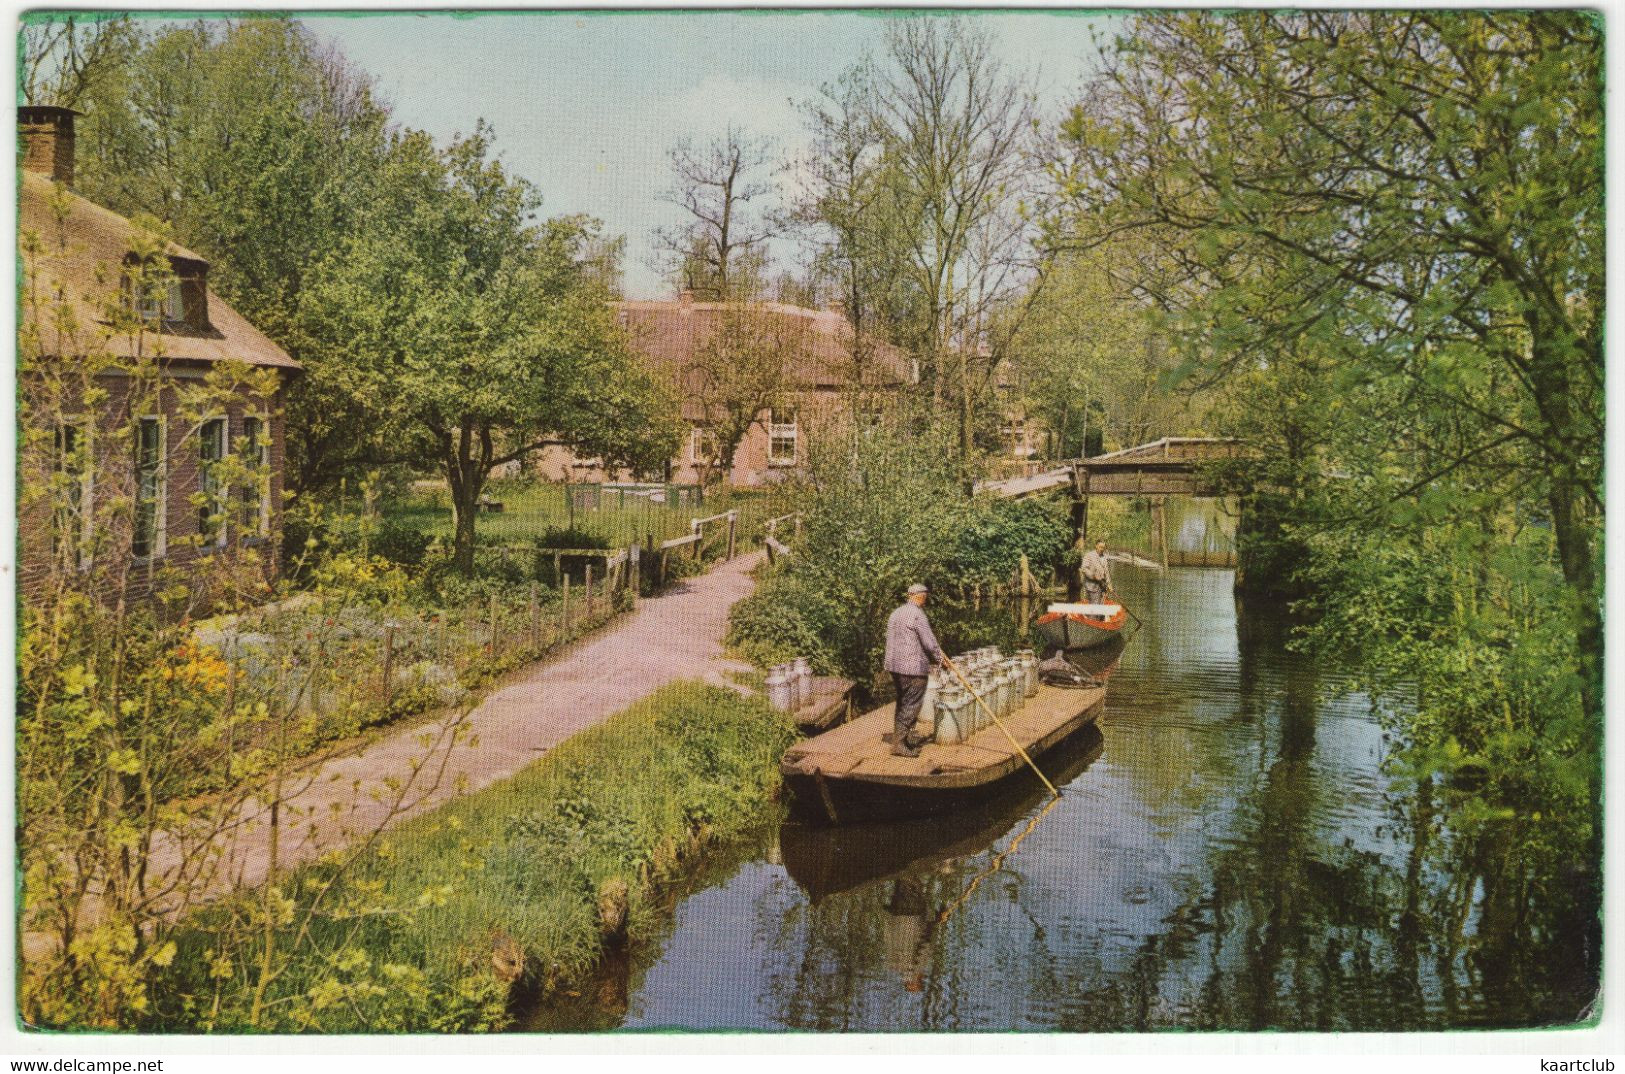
[891,673,928,742]
[1083,579,1108,603]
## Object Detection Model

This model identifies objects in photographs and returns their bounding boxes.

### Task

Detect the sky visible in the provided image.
[297,11,1116,299]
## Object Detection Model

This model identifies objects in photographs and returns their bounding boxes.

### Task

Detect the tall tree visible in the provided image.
[59,18,401,498]
[814,19,1040,468]
[1051,11,1603,704]
[1009,240,1196,460]
[20,14,142,108]
[304,127,679,572]
[680,307,807,486]
[795,70,925,379]
[653,127,780,300]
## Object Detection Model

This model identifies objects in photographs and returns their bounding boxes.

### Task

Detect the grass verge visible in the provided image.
[152,682,795,1033]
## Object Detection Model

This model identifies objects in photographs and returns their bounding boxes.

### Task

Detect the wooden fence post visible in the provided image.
[563,575,571,631]
[585,562,594,613]
[275,656,287,724]
[529,583,539,649]
[223,639,238,771]
[628,544,640,605]
[726,510,737,560]
[489,595,499,655]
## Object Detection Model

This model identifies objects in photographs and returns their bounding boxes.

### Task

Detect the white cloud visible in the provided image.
[658,73,808,147]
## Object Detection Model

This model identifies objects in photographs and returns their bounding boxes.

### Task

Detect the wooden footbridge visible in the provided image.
[979,437,1247,589]
[979,437,1245,500]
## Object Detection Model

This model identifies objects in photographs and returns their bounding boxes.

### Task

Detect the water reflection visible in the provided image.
[519,561,1598,1032]
[781,727,1105,904]
[882,877,934,994]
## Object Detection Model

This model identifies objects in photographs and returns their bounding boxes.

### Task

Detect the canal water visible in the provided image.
[523,563,1596,1033]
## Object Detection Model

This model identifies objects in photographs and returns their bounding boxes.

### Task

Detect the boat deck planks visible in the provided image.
[782,683,1106,790]
[795,676,855,733]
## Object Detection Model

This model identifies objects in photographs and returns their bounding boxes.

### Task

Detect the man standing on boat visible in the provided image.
[1080,540,1113,604]
[883,583,943,758]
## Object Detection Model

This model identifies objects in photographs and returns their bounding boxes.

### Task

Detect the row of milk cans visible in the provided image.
[926,648,1039,745]
[765,658,815,713]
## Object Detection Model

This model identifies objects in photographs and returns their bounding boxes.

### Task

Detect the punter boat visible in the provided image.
[780,725,1105,900]
[1034,600,1130,650]
[780,680,1106,825]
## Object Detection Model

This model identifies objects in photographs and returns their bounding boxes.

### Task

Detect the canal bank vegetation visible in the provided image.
[17,381,630,1030]
[77,683,793,1032]
[727,417,1071,683]
[1049,11,1602,1001]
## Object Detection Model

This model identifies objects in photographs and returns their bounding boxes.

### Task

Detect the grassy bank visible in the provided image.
[153,682,795,1033]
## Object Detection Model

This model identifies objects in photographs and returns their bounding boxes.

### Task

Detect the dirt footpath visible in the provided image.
[207,550,766,895]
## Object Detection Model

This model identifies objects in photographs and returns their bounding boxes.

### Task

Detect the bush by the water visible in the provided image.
[945,498,1070,591]
[727,419,1072,684]
[726,571,845,673]
[150,682,795,1032]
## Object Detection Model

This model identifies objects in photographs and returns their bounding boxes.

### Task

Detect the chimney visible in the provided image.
[678,288,694,311]
[19,106,79,187]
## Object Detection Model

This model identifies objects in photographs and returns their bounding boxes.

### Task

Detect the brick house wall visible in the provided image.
[17,106,301,608]
[533,297,914,487]
[17,370,292,606]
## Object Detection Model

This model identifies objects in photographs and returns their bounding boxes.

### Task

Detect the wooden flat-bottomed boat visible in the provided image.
[780,681,1106,825]
[1035,601,1130,650]
[781,725,1106,899]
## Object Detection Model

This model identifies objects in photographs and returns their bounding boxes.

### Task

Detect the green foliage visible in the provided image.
[47,17,682,570]
[1046,15,1603,958]
[325,517,437,570]
[726,569,846,674]
[775,419,967,680]
[1054,10,1602,685]
[366,520,435,568]
[155,683,795,1031]
[297,124,680,571]
[1299,519,1596,913]
[945,498,1070,589]
[727,420,1070,684]
[1009,243,1196,458]
[532,526,612,551]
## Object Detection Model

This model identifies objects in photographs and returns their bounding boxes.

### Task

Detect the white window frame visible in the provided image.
[134,415,167,560]
[689,424,719,465]
[53,417,94,570]
[1003,417,1030,458]
[198,415,229,548]
[767,408,798,466]
[135,279,182,323]
[239,413,272,539]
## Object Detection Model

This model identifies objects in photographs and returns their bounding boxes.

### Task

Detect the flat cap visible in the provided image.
[906,583,929,595]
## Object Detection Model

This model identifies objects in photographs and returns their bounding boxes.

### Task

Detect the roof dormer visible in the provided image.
[123,252,210,332]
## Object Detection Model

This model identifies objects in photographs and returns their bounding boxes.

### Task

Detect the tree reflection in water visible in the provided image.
[519,544,1598,1032]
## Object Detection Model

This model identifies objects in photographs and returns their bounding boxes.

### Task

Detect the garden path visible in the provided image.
[22,551,766,962]
[214,549,766,892]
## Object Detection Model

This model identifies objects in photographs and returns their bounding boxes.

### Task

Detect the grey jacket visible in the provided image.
[884,602,942,676]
